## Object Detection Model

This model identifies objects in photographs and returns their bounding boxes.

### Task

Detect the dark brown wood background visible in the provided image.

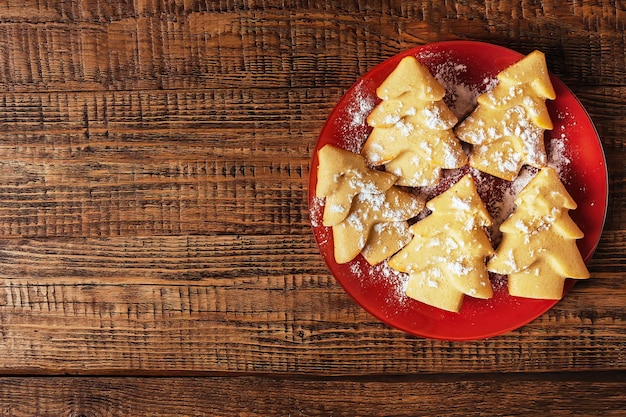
[0,0,623,415]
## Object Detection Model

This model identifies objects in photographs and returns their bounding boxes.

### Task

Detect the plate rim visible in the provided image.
[308,40,609,341]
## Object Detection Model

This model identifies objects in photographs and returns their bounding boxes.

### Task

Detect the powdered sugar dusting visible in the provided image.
[548,132,571,179]
[335,80,377,153]
[471,166,538,245]
[348,82,377,129]
[424,52,498,119]
[370,260,411,308]
[309,196,325,228]
[312,49,578,319]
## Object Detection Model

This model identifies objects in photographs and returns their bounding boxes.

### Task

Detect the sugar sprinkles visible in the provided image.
[314,51,575,313]
[428,55,499,119]
[370,260,411,308]
[548,133,571,178]
[336,79,377,153]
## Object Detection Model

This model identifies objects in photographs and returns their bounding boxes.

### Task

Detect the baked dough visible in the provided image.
[362,56,467,186]
[315,144,424,264]
[316,144,397,227]
[488,167,589,299]
[455,51,556,180]
[388,174,494,312]
[333,186,424,264]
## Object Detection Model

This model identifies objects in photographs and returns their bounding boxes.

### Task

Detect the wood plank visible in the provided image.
[0,87,621,141]
[0,86,621,238]
[0,88,338,140]
[0,87,332,237]
[0,156,312,237]
[0,234,329,282]
[0,374,624,416]
[0,3,623,92]
[0,234,622,375]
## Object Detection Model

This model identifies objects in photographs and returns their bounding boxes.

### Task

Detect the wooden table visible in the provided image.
[0,1,623,415]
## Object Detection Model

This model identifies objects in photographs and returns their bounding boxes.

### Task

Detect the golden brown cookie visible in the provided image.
[362,56,467,187]
[455,51,556,180]
[316,144,397,227]
[388,174,494,312]
[487,167,589,299]
[332,186,425,264]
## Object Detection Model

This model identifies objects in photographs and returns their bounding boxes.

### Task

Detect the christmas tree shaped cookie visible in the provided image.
[488,167,589,299]
[455,51,556,180]
[316,144,397,227]
[333,186,424,264]
[361,56,467,187]
[315,144,425,265]
[388,174,494,312]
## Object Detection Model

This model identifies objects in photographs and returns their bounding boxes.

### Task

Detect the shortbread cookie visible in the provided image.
[361,221,412,265]
[361,56,467,187]
[316,144,397,227]
[332,186,425,264]
[388,174,494,312]
[455,51,556,180]
[488,167,589,299]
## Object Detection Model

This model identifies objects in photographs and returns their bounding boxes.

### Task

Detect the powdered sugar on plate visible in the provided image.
[333,79,377,153]
[348,81,377,129]
[309,196,325,228]
[548,132,572,179]
[420,50,498,119]
[312,47,579,322]
[370,260,411,315]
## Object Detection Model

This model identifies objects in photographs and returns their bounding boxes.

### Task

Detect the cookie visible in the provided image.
[487,167,590,299]
[316,144,397,227]
[332,186,425,264]
[455,50,556,180]
[388,174,494,312]
[361,56,467,187]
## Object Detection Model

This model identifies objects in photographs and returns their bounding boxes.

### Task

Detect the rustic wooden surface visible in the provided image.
[0,0,624,415]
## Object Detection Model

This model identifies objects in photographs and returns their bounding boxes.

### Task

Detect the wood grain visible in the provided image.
[0,1,623,92]
[0,234,622,375]
[0,0,623,413]
[0,374,625,416]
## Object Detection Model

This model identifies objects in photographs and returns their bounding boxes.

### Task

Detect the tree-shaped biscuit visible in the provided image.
[455,50,556,180]
[388,174,494,312]
[316,144,397,227]
[332,187,424,264]
[361,56,467,187]
[487,167,589,299]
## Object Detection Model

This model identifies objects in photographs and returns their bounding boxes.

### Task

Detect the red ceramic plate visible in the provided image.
[308,41,608,341]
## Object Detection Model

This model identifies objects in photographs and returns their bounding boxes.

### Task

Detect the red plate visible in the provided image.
[308,41,608,341]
